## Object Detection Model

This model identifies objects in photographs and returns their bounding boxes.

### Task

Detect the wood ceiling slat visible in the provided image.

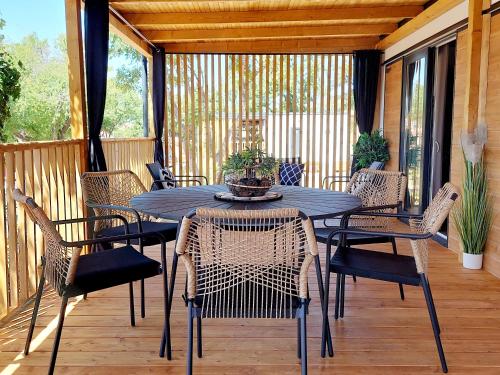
[160,37,379,53]
[143,23,396,43]
[111,0,426,14]
[123,6,423,27]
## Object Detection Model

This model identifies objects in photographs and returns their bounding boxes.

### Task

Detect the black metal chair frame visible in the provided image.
[320,206,451,373]
[146,162,208,190]
[166,209,329,374]
[20,212,172,375]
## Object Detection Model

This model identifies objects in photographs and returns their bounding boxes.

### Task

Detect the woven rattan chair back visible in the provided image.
[175,208,319,319]
[13,189,80,295]
[345,169,407,229]
[409,182,459,274]
[81,170,149,231]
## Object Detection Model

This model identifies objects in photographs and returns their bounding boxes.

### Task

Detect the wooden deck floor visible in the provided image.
[1,238,500,375]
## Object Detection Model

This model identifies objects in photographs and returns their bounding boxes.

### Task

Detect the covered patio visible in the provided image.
[1,0,500,374]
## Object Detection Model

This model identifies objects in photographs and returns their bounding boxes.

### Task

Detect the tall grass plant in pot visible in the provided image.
[452,124,492,269]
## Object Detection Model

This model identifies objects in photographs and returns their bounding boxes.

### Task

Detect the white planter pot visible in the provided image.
[463,253,483,270]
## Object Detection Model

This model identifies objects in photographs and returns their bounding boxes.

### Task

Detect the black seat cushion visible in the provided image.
[330,246,421,286]
[315,227,392,245]
[96,220,178,246]
[193,266,301,318]
[65,246,161,297]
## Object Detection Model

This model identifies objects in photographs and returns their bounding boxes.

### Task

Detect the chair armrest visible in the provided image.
[321,202,401,228]
[171,178,203,186]
[322,175,350,189]
[175,175,208,185]
[54,214,129,227]
[326,228,433,246]
[86,203,143,227]
[60,230,166,248]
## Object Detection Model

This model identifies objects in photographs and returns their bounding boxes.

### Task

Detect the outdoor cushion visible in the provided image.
[65,245,161,297]
[330,246,421,286]
[279,162,304,186]
[160,167,177,188]
[96,220,178,246]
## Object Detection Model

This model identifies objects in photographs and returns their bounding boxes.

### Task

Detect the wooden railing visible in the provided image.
[102,137,155,188]
[0,137,155,320]
[0,139,86,319]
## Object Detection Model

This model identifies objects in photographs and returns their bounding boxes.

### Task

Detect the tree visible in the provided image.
[3,34,70,141]
[0,19,22,142]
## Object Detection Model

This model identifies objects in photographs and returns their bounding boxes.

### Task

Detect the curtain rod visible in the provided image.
[109,5,158,51]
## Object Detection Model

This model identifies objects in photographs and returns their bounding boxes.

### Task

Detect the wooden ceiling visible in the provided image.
[107,0,449,53]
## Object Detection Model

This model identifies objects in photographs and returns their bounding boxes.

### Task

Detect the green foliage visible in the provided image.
[452,155,492,255]
[222,147,278,178]
[3,34,70,141]
[1,29,144,142]
[352,130,390,170]
[0,17,22,142]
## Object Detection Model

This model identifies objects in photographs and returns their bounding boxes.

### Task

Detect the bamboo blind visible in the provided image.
[164,53,357,187]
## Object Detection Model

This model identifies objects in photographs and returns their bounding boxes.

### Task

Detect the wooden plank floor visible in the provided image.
[1,238,500,374]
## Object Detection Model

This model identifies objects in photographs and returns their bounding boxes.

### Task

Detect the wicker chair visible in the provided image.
[321,183,459,372]
[173,208,320,374]
[316,169,408,300]
[13,189,171,375]
[146,162,208,190]
[322,160,385,191]
[81,170,178,318]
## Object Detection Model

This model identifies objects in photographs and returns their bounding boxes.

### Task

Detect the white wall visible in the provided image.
[384,1,468,61]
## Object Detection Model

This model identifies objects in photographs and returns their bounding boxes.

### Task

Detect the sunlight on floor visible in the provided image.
[0,295,83,375]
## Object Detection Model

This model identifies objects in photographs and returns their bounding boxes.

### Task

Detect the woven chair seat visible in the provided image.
[96,221,178,246]
[65,246,161,297]
[330,246,421,286]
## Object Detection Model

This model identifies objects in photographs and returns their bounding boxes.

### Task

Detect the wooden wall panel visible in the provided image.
[448,30,467,259]
[382,60,403,171]
[483,14,500,277]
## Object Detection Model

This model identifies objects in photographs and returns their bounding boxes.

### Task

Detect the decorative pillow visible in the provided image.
[160,168,177,188]
[279,163,304,186]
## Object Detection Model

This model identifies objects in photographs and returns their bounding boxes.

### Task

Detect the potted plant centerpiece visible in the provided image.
[453,124,492,270]
[222,147,279,197]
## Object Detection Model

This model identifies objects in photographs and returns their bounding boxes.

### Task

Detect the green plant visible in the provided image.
[452,154,492,255]
[222,147,278,179]
[0,48,22,142]
[352,131,390,170]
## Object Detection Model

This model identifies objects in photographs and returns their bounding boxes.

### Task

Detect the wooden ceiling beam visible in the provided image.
[109,11,153,57]
[124,6,423,26]
[144,23,396,42]
[160,37,379,53]
[376,0,463,49]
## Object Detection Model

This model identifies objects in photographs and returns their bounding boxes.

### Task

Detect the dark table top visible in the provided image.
[130,184,362,221]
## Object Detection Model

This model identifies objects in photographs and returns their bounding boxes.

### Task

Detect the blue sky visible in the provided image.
[1,0,66,42]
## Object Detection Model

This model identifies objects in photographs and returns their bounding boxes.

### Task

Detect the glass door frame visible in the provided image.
[399,48,435,215]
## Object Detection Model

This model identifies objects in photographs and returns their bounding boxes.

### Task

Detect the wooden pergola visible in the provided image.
[64,0,484,164]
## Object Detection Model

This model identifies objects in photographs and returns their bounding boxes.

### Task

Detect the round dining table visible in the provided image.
[130,184,362,221]
[131,184,359,359]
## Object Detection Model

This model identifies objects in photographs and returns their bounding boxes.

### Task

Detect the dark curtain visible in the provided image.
[142,57,149,137]
[152,47,166,167]
[84,0,109,172]
[353,50,382,135]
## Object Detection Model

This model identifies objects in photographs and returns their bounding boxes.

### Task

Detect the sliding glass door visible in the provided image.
[400,50,433,214]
